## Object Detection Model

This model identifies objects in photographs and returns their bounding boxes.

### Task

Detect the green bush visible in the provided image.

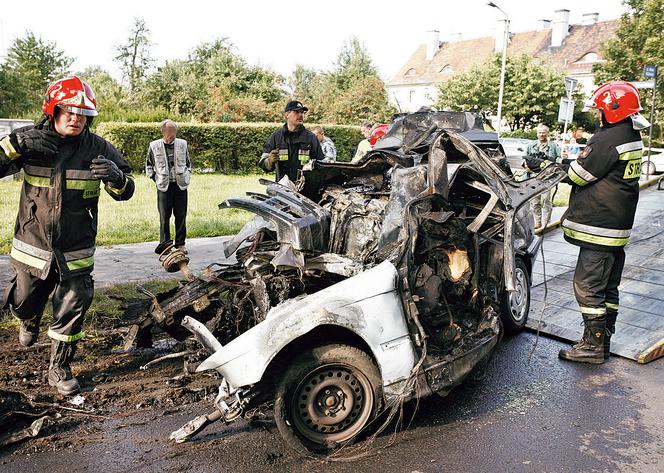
[96,122,363,173]
[500,130,538,140]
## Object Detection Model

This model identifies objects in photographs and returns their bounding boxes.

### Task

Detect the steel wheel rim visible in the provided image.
[289,363,374,446]
[508,267,528,323]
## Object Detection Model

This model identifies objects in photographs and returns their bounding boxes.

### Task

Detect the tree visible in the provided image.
[436,54,584,131]
[325,76,396,124]
[594,0,664,139]
[76,67,127,119]
[332,37,379,90]
[286,38,395,124]
[0,31,72,117]
[115,18,153,93]
[139,38,284,122]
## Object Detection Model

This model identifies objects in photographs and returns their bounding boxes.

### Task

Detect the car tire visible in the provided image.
[273,344,382,456]
[500,257,531,335]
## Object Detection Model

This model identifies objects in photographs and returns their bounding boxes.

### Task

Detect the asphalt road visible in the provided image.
[2,331,662,473]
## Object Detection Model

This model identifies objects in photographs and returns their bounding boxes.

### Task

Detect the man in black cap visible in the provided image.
[259,100,324,181]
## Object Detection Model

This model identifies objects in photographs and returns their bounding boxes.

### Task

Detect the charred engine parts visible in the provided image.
[155,239,192,279]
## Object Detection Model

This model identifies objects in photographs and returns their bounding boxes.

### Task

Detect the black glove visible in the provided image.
[91,156,125,188]
[525,152,547,172]
[12,128,59,156]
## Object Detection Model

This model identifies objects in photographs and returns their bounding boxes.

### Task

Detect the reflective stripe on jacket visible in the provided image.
[561,119,641,251]
[259,124,324,182]
[0,125,135,280]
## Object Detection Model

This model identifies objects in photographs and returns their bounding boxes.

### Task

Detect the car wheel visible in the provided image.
[500,258,531,335]
[642,160,657,176]
[273,344,382,456]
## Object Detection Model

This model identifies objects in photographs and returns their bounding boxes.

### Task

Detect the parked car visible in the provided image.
[499,137,533,170]
[149,111,565,455]
[642,148,664,175]
[0,119,34,138]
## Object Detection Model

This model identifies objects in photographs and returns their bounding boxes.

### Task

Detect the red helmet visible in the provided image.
[42,76,98,119]
[369,124,389,146]
[583,80,642,124]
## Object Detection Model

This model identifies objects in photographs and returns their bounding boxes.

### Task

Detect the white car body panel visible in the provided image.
[197,261,418,391]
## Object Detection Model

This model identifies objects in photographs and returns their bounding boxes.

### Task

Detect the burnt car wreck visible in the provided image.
[136,111,566,455]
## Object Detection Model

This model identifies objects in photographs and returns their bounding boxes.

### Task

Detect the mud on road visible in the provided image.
[2,326,663,473]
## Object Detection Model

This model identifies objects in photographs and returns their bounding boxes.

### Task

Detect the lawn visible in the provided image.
[0,174,266,254]
[0,278,180,335]
[0,173,573,255]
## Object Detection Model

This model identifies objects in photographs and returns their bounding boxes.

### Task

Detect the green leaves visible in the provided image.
[288,37,395,124]
[114,18,153,93]
[435,54,579,131]
[97,122,364,173]
[594,0,664,137]
[0,31,73,118]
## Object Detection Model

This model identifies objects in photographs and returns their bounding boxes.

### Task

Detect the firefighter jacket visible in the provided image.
[0,125,135,280]
[561,119,642,251]
[259,124,324,181]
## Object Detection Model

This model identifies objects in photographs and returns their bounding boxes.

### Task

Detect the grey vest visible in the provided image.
[148,138,191,192]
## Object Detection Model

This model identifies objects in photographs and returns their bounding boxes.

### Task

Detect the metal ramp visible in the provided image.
[525,187,664,364]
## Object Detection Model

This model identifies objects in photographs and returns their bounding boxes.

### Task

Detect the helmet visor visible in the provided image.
[630,113,651,131]
[58,104,98,117]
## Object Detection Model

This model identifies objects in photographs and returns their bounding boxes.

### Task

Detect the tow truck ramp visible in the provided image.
[526,189,664,364]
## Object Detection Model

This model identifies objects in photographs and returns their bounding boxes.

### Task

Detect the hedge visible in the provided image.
[96,122,364,174]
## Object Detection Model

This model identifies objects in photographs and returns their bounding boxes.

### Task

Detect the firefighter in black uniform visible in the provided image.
[0,76,135,394]
[259,100,324,182]
[528,81,649,364]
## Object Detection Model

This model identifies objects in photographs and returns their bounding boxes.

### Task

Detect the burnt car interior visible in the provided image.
[135,112,564,375]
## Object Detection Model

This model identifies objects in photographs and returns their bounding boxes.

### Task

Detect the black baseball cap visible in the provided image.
[284,100,308,113]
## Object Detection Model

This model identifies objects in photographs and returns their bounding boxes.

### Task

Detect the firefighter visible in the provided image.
[0,76,135,394]
[528,81,648,364]
[259,100,324,182]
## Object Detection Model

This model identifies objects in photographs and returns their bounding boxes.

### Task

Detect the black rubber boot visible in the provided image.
[18,318,40,347]
[559,315,606,364]
[10,305,40,348]
[604,311,617,360]
[48,340,80,396]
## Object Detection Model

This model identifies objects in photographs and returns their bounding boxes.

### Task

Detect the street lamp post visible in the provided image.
[488,2,509,135]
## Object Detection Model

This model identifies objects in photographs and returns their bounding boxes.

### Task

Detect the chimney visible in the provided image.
[494,19,508,53]
[551,9,570,47]
[582,12,599,25]
[538,19,551,30]
[426,30,440,61]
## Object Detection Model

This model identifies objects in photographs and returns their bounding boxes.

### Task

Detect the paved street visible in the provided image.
[1,330,662,473]
[529,184,664,363]
[1,182,662,473]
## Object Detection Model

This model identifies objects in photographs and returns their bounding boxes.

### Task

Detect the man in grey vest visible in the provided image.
[146,120,192,251]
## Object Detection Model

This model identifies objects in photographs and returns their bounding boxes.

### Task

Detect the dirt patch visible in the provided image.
[0,325,219,457]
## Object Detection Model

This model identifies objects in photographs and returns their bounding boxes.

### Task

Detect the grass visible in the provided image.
[0,174,266,254]
[0,172,574,255]
[0,278,180,333]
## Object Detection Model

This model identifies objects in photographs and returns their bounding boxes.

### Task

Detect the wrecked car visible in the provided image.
[145,111,566,455]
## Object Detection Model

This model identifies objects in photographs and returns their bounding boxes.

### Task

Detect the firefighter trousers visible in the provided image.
[3,263,93,342]
[573,247,625,319]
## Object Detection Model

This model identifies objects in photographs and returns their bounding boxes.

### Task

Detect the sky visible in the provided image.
[0,0,628,83]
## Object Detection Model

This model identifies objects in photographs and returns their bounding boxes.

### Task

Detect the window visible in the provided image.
[405,68,417,77]
[575,52,599,63]
[409,90,416,103]
[440,64,453,73]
